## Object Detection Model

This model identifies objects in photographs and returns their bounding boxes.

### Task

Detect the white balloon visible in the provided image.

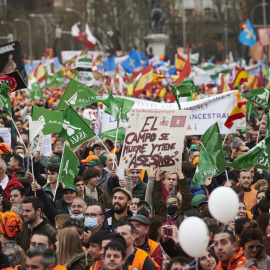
[208,186,239,223]
[178,217,209,257]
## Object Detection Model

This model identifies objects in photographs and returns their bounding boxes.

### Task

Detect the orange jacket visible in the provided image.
[89,261,101,270]
[214,248,258,270]
[128,248,149,270]
[148,239,162,269]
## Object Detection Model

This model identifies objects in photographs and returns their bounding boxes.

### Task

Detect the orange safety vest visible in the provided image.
[89,261,101,270]
[147,239,161,270]
[53,265,67,270]
[128,248,149,270]
[2,266,21,270]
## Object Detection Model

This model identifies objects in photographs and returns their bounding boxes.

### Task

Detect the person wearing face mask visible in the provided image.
[152,168,192,225]
[70,198,87,220]
[84,203,111,233]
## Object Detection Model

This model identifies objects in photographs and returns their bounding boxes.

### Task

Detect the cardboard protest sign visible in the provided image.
[0,41,27,84]
[119,109,191,171]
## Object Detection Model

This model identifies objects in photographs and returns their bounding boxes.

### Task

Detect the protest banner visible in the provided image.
[101,91,237,135]
[119,108,191,171]
[0,41,27,84]
[61,51,103,63]
[40,134,52,157]
[0,128,12,147]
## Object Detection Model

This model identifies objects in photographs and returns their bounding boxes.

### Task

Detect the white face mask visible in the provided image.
[84,217,99,229]
[71,213,84,220]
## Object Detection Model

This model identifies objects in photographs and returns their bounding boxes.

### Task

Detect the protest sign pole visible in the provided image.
[96,135,118,169]
[257,111,265,144]
[10,117,28,151]
[222,129,230,146]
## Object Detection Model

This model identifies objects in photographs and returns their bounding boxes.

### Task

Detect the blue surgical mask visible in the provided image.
[71,213,84,220]
[84,217,98,229]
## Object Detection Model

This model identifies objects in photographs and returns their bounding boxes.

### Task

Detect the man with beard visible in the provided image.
[105,188,133,230]
[19,197,56,251]
[213,229,254,269]
[238,170,257,211]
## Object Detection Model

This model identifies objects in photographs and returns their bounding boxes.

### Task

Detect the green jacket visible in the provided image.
[66,251,93,270]
[153,177,192,223]
[132,180,147,200]
[97,187,112,210]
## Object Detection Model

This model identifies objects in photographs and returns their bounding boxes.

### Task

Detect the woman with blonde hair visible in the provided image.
[56,228,92,270]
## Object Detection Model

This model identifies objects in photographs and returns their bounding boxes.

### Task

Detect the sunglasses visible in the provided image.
[247,244,263,250]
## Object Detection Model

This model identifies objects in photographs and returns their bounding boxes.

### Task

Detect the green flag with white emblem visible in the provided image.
[58,107,95,148]
[227,136,270,171]
[58,144,79,186]
[31,106,63,135]
[56,79,100,110]
[29,81,44,102]
[242,88,270,109]
[192,123,226,186]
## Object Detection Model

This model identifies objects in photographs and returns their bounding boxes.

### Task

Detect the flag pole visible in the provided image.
[257,111,265,145]
[54,143,66,201]
[28,145,36,197]
[112,127,119,170]
[96,135,118,169]
[10,117,28,152]
[222,129,230,146]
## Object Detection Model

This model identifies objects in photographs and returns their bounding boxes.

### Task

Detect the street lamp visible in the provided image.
[250,2,268,26]
[65,8,83,23]
[29,14,48,49]
[182,0,186,49]
[0,21,17,40]
[14,18,32,57]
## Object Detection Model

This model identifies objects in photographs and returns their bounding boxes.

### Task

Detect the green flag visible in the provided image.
[29,81,44,102]
[99,127,125,142]
[0,83,12,116]
[246,101,259,120]
[58,144,79,186]
[46,73,65,88]
[242,88,270,109]
[82,118,92,127]
[103,90,134,121]
[210,69,230,80]
[58,107,95,148]
[192,123,226,186]
[227,136,270,171]
[171,78,197,110]
[31,106,63,135]
[56,79,100,110]
[45,74,55,88]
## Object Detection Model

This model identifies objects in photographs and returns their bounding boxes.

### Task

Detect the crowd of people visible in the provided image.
[0,50,269,270]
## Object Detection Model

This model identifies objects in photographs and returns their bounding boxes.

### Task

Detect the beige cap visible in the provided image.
[113,187,133,201]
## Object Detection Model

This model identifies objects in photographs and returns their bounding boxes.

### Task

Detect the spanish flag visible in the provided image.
[133,64,153,97]
[175,54,185,71]
[175,44,191,84]
[250,75,259,90]
[224,101,246,129]
[232,67,248,89]
[33,62,46,87]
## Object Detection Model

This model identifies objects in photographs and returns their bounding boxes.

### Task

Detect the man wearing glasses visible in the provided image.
[84,202,111,233]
